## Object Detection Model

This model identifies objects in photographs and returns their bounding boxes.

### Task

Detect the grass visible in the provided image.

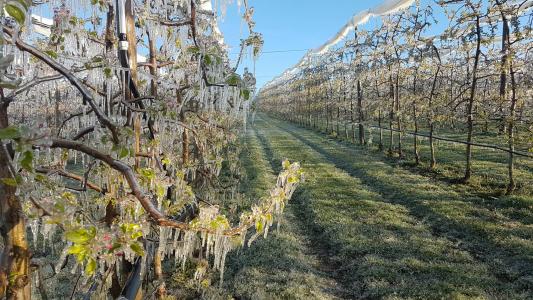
[308,118,533,197]
[221,125,342,299]
[248,114,533,299]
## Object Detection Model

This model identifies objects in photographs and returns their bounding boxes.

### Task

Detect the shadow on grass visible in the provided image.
[222,126,342,300]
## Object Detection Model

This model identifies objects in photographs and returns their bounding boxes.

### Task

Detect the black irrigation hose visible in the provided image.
[121,255,150,300]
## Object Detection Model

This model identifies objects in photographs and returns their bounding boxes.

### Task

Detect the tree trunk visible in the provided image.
[498,11,509,136]
[395,74,402,158]
[307,88,312,128]
[428,45,441,170]
[388,74,395,156]
[463,15,481,182]
[429,123,436,169]
[344,108,348,140]
[350,85,356,143]
[494,6,517,194]
[412,73,420,165]
[0,100,31,300]
[336,107,340,138]
[148,32,158,99]
[413,103,420,165]
[104,3,114,117]
[506,48,517,194]
[325,93,329,134]
[378,108,384,151]
[154,250,166,299]
[357,80,365,145]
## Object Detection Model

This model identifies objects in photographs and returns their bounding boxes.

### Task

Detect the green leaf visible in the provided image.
[0,126,21,139]
[34,174,46,182]
[108,242,121,253]
[61,191,76,201]
[130,242,144,256]
[288,175,298,183]
[139,168,155,181]
[156,184,165,199]
[282,160,291,170]
[5,2,26,25]
[67,244,88,262]
[255,219,264,232]
[20,150,33,172]
[66,227,96,244]
[85,258,97,275]
[119,147,129,159]
[1,178,18,186]
[120,223,140,234]
[103,67,112,79]
[131,231,143,240]
[91,56,104,63]
[161,157,171,166]
[187,46,200,55]
[240,89,251,100]
[44,50,58,59]
[203,54,212,66]
[54,202,65,213]
[226,74,240,86]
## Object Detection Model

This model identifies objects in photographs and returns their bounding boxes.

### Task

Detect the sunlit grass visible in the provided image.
[254,114,533,299]
[222,126,340,299]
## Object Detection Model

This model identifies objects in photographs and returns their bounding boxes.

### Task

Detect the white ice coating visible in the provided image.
[200,0,226,45]
[11,0,259,287]
[31,14,53,37]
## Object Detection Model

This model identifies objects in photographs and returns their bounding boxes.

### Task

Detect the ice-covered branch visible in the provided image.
[3,26,120,143]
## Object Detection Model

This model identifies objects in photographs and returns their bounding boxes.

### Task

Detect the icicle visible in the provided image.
[139,243,149,277]
[55,244,71,273]
[158,227,169,259]
[29,219,39,246]
[70,261,79,274]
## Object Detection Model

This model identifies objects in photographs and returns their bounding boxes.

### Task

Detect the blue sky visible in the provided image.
[218,1,381,90]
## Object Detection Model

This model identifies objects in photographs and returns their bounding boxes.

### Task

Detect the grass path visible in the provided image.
[243,114,533,299]
[223,125,345,299]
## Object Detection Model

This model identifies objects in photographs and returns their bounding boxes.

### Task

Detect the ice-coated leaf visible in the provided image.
[0,126,21,139]
[5,1,26,25]
[130,242,145,256]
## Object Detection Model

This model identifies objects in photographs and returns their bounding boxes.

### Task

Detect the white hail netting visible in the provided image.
[315,0,415,55]
[264,0,533,90]
[264,0,416,90]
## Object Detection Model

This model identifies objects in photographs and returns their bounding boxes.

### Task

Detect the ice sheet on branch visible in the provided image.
[31,14,53,37]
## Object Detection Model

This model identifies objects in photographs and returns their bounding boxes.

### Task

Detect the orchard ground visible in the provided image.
[216,114,533,299]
